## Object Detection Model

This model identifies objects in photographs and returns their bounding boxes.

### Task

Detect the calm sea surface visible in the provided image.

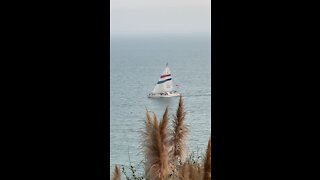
[110,35,211,177]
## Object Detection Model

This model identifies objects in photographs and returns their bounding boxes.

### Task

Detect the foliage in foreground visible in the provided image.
[112,96,211,180]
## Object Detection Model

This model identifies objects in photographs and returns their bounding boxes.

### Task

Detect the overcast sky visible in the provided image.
[110,0,211,36]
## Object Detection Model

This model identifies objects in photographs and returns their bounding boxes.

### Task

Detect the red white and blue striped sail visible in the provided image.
[152,64,174,94]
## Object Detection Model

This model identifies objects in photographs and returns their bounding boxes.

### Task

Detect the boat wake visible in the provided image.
[182,94,211,97]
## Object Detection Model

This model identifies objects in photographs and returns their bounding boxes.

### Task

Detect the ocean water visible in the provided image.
[110,35,211,177]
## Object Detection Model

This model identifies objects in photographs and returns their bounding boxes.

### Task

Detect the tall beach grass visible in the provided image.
[112,96,211,180]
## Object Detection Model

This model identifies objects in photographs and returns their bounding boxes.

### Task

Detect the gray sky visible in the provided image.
[110,0,211,36]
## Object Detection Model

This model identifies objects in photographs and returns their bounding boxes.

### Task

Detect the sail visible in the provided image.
[152,66,174,94]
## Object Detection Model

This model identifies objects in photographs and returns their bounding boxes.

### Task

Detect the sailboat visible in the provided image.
[148,63,180,98]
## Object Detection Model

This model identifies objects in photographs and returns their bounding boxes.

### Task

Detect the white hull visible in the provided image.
[148,92,180,98]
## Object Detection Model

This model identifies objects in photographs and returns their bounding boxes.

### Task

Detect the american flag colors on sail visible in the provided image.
[157,73,172,84]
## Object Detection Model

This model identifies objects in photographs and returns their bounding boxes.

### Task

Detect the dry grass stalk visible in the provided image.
[178,162,203,180]
[112,165,120,180]
[145,108,153,126]
[143,110,170,180]
[203,137,211,180]
[140,97,211,180]
[171,95,188,163]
